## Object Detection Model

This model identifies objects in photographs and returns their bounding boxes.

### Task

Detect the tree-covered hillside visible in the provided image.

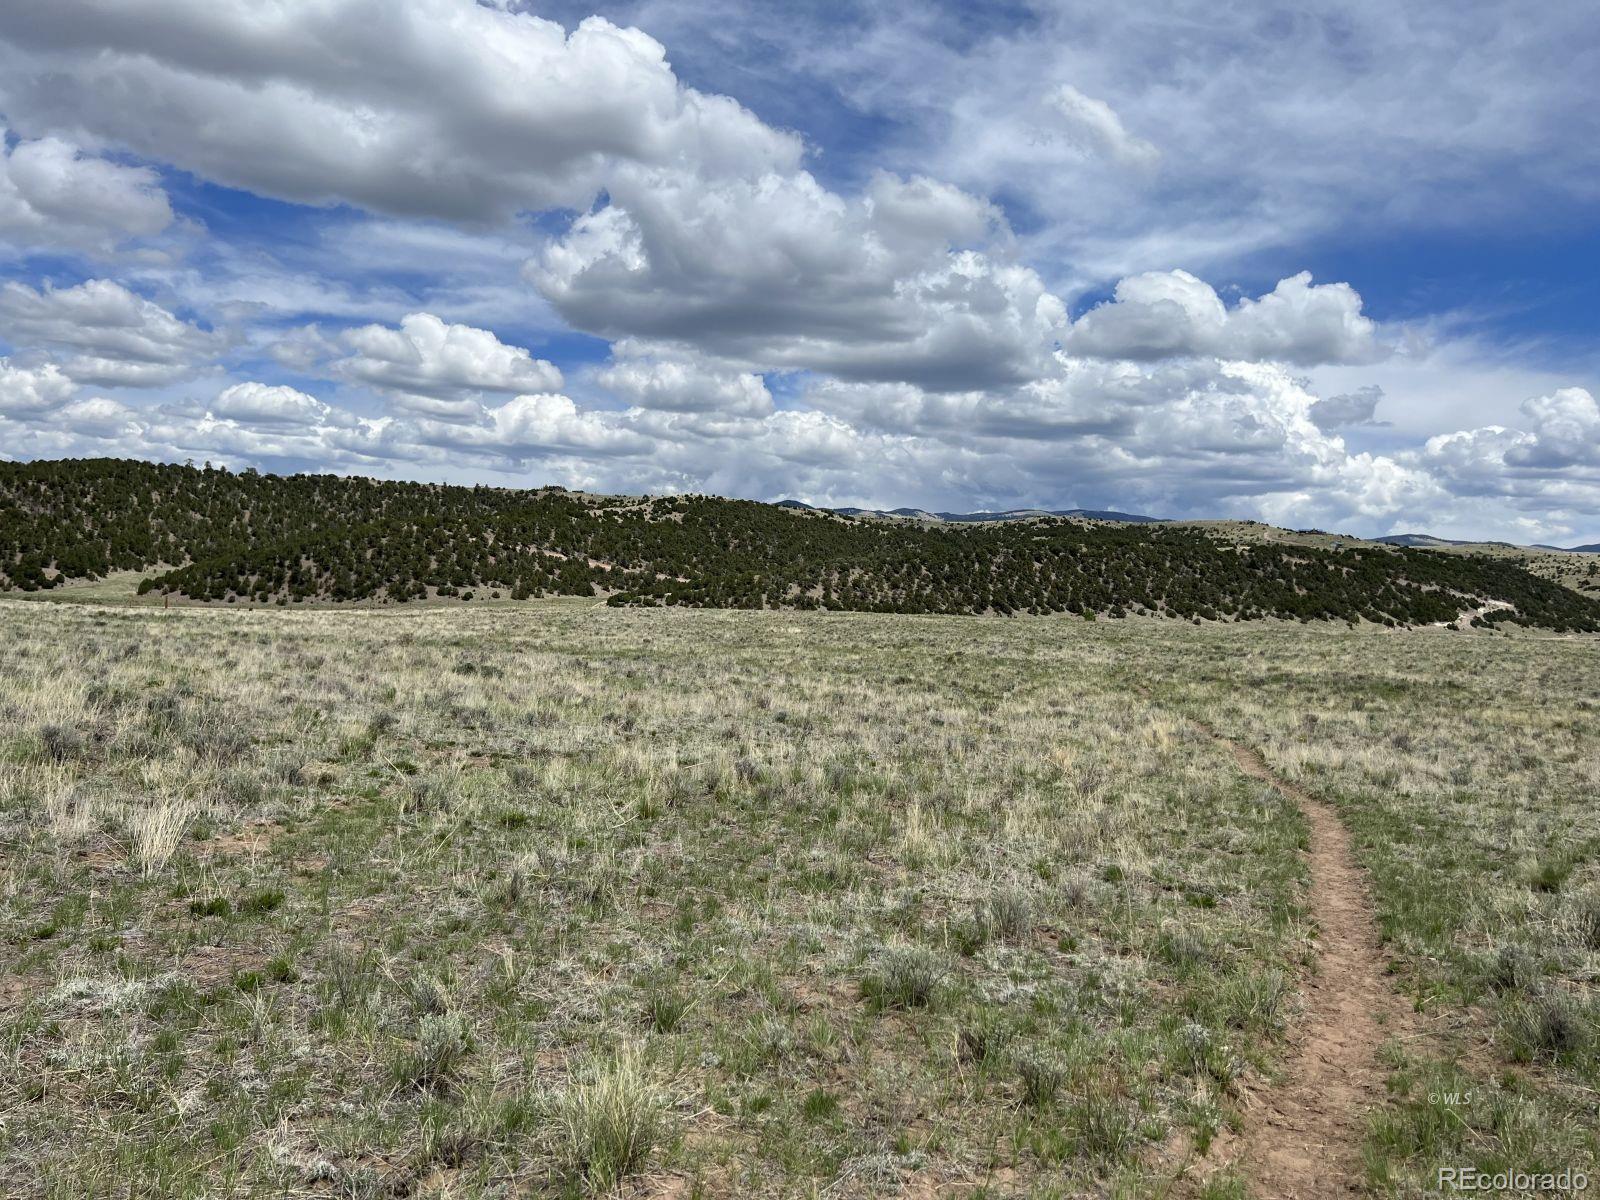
[3,458,1598,630]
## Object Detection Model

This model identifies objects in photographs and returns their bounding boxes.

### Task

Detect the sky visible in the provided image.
[1,1,1599,543]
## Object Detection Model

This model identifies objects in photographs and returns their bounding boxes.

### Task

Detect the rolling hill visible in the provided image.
[778,500,1162,523]
[1376,532,1600,554]
[3,458,1599,631]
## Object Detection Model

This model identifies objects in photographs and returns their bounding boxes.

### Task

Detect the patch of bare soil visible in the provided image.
[1431,599,1514,631]
[1178,726,1419,1199]
[199,819,285,858]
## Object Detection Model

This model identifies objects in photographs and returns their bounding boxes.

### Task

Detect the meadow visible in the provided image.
[0,599,1595,1197]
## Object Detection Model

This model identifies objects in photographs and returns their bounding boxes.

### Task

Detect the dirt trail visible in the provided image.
[1180,722,1417,1199]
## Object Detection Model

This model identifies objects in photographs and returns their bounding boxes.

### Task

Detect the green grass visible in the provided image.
[1122,618,1600,1191]
[0,598,1594,1195]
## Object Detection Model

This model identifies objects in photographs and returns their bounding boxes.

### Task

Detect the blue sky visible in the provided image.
[2,0,1599,542]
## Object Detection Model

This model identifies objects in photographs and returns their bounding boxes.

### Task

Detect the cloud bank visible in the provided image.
[0,0,1596,544]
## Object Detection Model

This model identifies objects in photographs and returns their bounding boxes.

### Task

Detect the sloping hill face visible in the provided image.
[4,459,1599,630]
[783,501,1163,523]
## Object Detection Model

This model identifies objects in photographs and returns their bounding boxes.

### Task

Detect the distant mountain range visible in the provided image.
[777,500,1164,524]
[1373,533,1600,553]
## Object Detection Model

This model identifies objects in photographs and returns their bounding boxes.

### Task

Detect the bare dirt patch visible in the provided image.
[199,820,286,859]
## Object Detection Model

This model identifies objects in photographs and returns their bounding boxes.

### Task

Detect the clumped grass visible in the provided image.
[550,1046,665,1192]
[39,724,87,763]
[237,886,285,916]
[322,944,380,1013]
[1156,925,1212,973]
[957,1013,1012,1066]
[643,984,692,1033]
[984,886,1033,940]
[1485,944,1539,993]
[1064,1083,1139,1162]
[1016,1053,1068,1109]
[1500,994,1592,1064]
[1570,893,1600,952]
[1196,1172,1249,1200]
[801,1087,840,1121]
[861,944,947,1010]
[402,973,450,1018]
[188,895,231,918]
[1526,854,1578,894]
[390,1013,474,1092]
[127,798,193,876]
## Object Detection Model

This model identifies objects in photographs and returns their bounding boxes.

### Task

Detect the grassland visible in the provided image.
[1,600,1595,1197]
[1125,623,1600,1191]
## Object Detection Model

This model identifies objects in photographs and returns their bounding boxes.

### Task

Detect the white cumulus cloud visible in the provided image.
[0,3,799,222]
[596,344,772,416]
[1065,271,1382,366]
[330,313,563,421]
[0,127,172,252]
[0,278,223,386]
[211,382,331,428]
[336,314,561,396]
[0,358,78,418]
[534,167,1066,391]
